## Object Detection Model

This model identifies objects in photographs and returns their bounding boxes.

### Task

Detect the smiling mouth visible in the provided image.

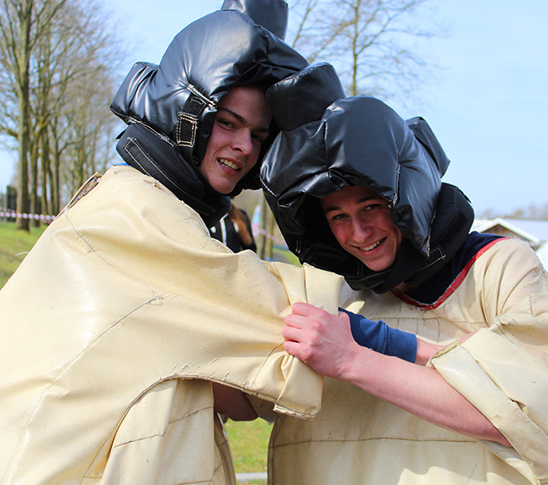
[358,238,386,252]
[218,158,241,172]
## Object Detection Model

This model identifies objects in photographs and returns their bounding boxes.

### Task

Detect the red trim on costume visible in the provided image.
[392,239,505,310]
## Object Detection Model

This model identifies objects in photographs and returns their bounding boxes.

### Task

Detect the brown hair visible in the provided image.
[228,205,254,246]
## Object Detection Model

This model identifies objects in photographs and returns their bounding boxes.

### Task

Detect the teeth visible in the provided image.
[359,240,383,251]
[219,159,240,171]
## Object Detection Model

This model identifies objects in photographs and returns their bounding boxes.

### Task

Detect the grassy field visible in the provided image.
[0,222,46,288]
[0,221,272,481]
[226,418,272,482]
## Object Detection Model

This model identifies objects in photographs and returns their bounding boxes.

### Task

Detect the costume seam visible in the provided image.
[270,436,475,448]
[249,343,286,390]
[124,137,181,191]
[111,404,213,450]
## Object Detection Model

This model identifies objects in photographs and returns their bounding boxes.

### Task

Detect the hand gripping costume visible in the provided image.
[261,66,548,484]
[0,2,345,484]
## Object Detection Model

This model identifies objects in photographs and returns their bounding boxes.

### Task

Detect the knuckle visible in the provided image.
[300,347,313,362]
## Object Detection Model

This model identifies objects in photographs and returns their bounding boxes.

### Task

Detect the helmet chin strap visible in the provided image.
[176,88,215,166]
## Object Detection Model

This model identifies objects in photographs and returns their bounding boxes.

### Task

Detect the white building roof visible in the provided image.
[472,218,548,245]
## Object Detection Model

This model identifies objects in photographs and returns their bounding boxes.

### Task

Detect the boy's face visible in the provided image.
[199,85,272,194]
[321,185,403,272]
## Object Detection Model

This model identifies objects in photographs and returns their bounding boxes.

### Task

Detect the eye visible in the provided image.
[251,133,266,144]
[364,203,381,211]
[328,213,347,223]
[217,118,236,129]
[362,198,389,212]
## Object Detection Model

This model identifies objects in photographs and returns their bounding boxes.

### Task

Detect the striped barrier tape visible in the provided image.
[0,209,286,246]
[252,226,287,247]
[0,208,56,223]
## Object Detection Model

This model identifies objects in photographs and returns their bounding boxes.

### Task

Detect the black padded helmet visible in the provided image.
[262,65,473,292]
[110,0,308,194]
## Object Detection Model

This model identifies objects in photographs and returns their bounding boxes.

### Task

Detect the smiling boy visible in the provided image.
[0,2,348,484]
[198,86,272,195]
[261,67,548,484]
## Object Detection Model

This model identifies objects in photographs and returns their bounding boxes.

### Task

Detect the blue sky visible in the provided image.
[1,0,546,216]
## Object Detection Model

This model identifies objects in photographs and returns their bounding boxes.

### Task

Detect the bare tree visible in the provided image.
[504,203,548,221]
[478,202,548,221]
[34,0,124,211]
[0,0,69,230]
[0,0,126,229]
[287,0,439,98]
[60,69,119,197]
[250,0,440,254]
[0,0,34,231]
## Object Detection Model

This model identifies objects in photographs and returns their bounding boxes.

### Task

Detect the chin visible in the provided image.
[211,181,236,194]
[358,257,394,273]
[214,187,231,195]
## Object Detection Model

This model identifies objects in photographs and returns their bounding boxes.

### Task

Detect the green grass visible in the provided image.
[0,222,46,288]
[226,418,271,484]
[225,419,272,472]
[272,246,301,266]
[0,222,272,480]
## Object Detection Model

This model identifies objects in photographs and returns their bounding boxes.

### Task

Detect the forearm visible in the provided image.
[341,343,511,446]
[284,303,509,446]
[212,383,258,421]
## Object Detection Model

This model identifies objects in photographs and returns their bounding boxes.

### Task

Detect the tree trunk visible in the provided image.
[40,126,51,216]
[30,132,40,227]
[15,0,33,231]
[50,123,61,214]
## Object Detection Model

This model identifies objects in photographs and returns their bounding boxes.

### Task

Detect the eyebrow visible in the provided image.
[322,196,376,214]
[217,107,270,135]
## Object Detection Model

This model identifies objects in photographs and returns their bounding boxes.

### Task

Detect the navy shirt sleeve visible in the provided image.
[340,308,417,363]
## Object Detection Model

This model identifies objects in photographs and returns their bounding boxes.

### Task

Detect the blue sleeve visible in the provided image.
[339,308,417,363]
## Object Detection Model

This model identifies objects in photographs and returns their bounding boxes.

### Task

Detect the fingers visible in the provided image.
[283,339,304,361]
[283,305,354,379]
[292,303,350,326]
[289,303,343,328]
[284,304,348,344]
[284,335,317,367]
[282,321,303,342]
[283,312,321,345]
[291,302,330,319]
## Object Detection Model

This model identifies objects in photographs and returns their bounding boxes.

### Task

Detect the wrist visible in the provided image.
[339,342,376,385]
[415,339,444,366]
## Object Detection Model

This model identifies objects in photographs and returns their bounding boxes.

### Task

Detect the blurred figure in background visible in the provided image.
[210,201,257,253]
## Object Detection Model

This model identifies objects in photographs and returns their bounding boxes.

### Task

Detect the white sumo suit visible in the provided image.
[261,66,548,484]
[0,166,342,484]
[270,238,548,484]
[0,0,341,483]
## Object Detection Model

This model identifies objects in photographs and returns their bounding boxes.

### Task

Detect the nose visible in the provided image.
[349,217,372,241]
[232,129,254,157]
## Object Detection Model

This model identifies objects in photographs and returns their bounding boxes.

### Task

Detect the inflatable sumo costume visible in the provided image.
[0,2,345,484]
[261,65,548,484]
